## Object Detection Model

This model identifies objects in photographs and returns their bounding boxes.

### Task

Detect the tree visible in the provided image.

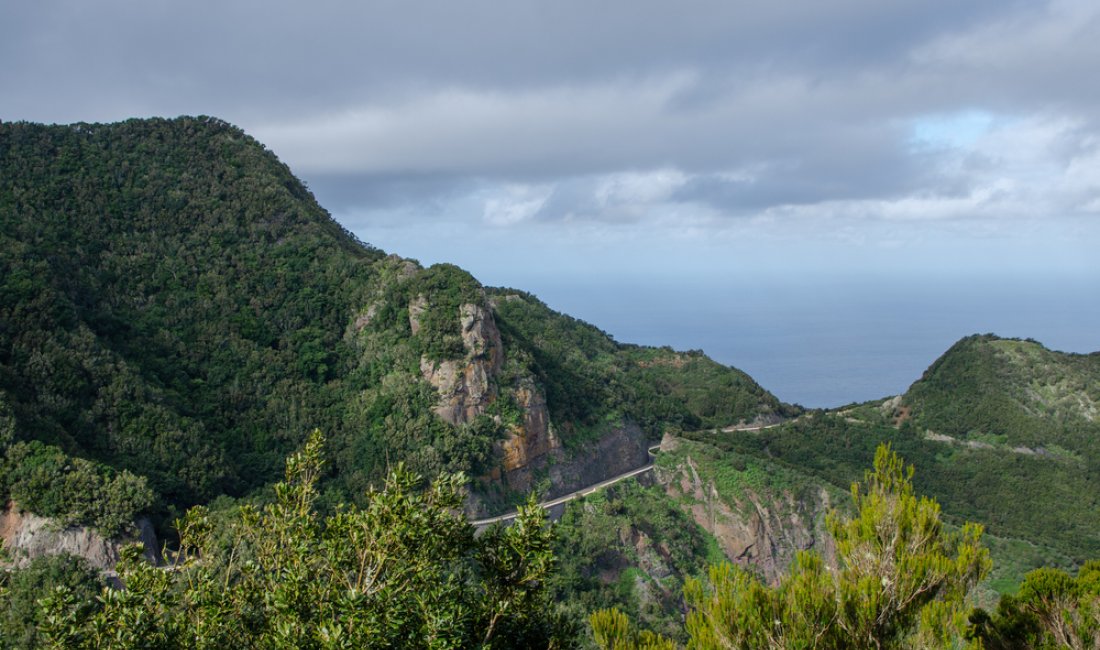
[38,430,572,649]
[591,443,991,649]
[971,561,1100,650]
[0,553,103,650]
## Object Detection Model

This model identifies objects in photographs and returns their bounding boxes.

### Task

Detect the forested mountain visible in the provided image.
[2,118,1097,648]
[546,335,1099,639]
[0,117,786,533]
[668,335,1099,569]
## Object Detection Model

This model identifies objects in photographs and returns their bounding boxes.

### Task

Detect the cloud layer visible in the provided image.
[4,0,1099,272]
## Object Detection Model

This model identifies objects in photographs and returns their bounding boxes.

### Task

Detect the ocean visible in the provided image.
[509,274,1100,408]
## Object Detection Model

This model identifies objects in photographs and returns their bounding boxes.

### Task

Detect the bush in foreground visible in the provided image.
[591,444,991,649]
[37,431,573,649]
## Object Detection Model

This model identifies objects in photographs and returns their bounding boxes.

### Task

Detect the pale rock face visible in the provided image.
[656,441,837,585]
[0,502,161,571]
[353,303,379,332]
[458,303,503,371]
[413,297,562,489]
[414,298,650,517]
[418,302,503,425]
[408,295,428,336]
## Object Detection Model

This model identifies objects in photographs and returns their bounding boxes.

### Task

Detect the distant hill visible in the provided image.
[547,335,1098,625]
[905,334,1100,453]
[0,117,786,530]
[685,334,1099,566]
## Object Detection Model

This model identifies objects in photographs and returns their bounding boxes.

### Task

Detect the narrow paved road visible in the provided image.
[471,418,794,527]
[470,445,662,527]
[721,422,783,433]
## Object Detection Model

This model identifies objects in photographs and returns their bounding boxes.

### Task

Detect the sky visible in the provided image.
[4,0,1099,404]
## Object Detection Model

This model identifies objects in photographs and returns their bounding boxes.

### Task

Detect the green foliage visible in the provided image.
[906,334,1100,453]
[591,444,991,649]
[979,535,1077,603]
[0,117,791,528]
[0,554,104,650]
[489,290,791,440]
[656,437,822,512]
[971,561,1100,649]
[0,118,383,510]
[690,408,1100,564]
[404,264,484,361]
[0,441,154,536]
[590,608,675,650]
[825,444,990,647]
[551,482,716,642]
[38,431,573,649]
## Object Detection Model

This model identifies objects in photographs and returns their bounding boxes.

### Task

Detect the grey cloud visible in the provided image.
[670,138,948,213]
[4,0,1099,234]
[0,0,1048,124]
[301,172,473,214]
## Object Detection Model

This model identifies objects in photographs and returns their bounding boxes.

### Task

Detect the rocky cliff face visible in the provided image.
[396,278,653,515]
[0,502,161,571]
[409,294,645,507]
[546,423,649,496]
[411,297,566,486]
[496,420,650,501]
[498,377,561,475]
[417,302,504,425]
[655,435,837,584]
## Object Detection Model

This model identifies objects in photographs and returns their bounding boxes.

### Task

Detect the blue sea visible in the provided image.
[346,218,1099,409]
[505,275,1100,408]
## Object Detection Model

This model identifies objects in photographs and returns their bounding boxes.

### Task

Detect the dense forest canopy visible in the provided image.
[0,117,784,532]
[1,117,1098,648]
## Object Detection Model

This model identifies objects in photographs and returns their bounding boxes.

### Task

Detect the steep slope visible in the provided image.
[0,117,389,515]
[652,434,841,585]
[904,334,1100,453]
[695,335,1100,569]
[0,117,786,531]
[548,431,848,641]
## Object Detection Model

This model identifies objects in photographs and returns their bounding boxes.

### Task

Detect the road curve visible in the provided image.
[470,418,795,527]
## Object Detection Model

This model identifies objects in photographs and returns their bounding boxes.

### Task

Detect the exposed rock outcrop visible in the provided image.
[655,438,836,584]
[0,502,161,571]
[408,295,428,336]
[412,296,650,518]
[418,302,504,425]
[499,377,560,474]
[501,421,650,500]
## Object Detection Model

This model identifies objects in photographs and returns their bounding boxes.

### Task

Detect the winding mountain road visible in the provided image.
[470,420,788,527]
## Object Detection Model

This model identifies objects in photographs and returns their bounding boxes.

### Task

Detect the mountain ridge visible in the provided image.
[0,116,786,532]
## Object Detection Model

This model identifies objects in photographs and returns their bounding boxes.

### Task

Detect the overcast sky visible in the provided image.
[4,0,1098,289]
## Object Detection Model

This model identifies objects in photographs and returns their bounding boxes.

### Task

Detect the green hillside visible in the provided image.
[488,289,792,442]
[2,119,1098,649]
[905,334,1100,452]
[689,335,1100,566]
[0,117,784,530]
